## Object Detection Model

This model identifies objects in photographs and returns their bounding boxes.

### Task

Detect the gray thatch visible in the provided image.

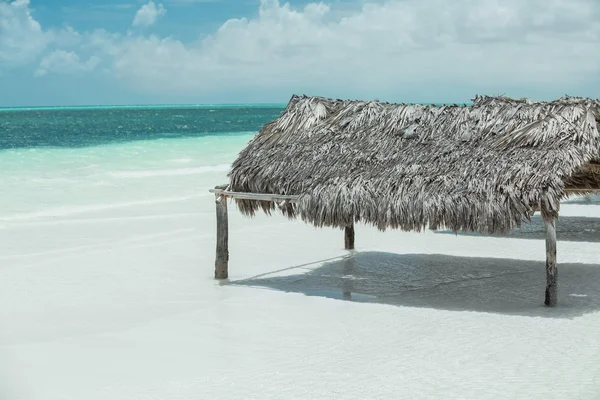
[228,94,600,234]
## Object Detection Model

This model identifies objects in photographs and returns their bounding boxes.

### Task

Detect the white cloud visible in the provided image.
[2,0,600,101]
[96,0,600,100]
[0,0,82,71]
[132,1,166,27]
[0,0,50,64]
[34,50,100,77]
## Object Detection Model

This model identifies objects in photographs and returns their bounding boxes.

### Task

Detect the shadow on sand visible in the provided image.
[230,252,600,319]
[436,215,600,242]
[563,194,600,205]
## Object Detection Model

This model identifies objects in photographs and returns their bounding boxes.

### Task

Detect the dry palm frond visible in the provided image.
[228,94,600,234]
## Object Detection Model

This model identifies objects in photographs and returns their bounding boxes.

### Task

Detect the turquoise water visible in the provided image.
[0,105,283,219]
[0,105,283,149]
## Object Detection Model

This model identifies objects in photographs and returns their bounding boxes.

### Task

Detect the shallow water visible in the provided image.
[0,105,282,219]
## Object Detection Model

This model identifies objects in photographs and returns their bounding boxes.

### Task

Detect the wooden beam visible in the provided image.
[215,193,229,279]
[210,186,600,204]
[345,225,355,250]
[209,188,299,203]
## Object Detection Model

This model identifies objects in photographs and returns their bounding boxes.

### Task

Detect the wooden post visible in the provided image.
[544,216,557,307]
[215,194,229,279]
[344,224,355,250]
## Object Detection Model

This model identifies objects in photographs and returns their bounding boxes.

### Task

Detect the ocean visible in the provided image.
[0,105,283,221]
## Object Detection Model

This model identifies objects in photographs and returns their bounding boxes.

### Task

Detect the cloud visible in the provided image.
[3,0,600,102]
[132,1,166,27]
[97,0,600,100]
[0,0,50,64]
[34,50,100,77]
[0,0,83,72]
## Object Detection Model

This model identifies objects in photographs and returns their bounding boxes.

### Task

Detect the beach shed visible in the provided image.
[210,94,600,307]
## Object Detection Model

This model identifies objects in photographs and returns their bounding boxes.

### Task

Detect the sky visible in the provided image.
[0,0,599,106]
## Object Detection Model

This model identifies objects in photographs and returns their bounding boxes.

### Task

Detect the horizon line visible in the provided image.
[0,100,472,111]
[0,102,290,111]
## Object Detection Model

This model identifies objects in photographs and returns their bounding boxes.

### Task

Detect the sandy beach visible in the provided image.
[1,139,599,399]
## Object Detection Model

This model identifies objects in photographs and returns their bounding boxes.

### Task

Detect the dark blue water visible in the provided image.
[0,106,284,149]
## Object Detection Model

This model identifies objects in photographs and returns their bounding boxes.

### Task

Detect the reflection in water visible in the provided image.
[342,253,356,301]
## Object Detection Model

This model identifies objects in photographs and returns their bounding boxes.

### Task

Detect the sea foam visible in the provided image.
[0,195,203,222]
[107,164,230,179]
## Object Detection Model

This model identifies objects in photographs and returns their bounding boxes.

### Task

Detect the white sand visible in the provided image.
[2,165,600,399]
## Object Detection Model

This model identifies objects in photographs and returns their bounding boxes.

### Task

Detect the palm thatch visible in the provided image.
[228,94,600,234]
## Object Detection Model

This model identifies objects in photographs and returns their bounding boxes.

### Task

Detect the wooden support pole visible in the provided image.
[344,224,355,250]
[215,194,229,279]
[544,216,557,307]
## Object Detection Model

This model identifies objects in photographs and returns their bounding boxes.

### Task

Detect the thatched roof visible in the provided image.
[228,94,600,234]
